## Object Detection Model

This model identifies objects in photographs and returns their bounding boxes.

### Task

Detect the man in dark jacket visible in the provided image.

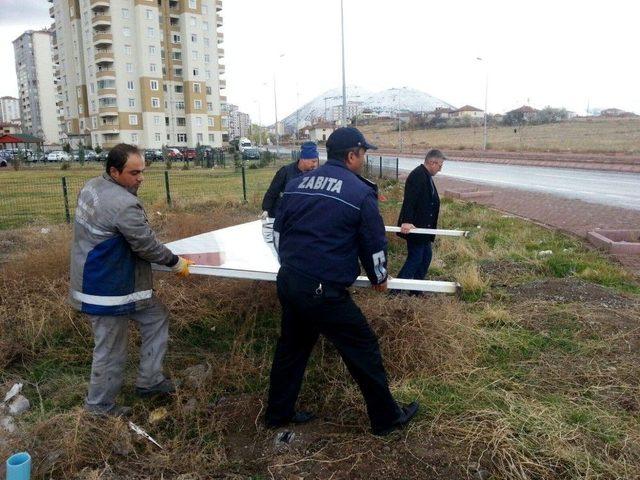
[260,142,318,243]
[396,149,445,281]
[266,127,419,436]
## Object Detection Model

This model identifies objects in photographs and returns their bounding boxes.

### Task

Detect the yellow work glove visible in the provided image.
[171,256,195,277]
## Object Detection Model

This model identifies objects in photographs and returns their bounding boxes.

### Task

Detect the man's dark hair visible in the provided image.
[105,143,141,174]
[425,149,445,162]
[337,147,362,162]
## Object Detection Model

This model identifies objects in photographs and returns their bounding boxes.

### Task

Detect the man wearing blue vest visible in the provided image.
[265,127,419,436]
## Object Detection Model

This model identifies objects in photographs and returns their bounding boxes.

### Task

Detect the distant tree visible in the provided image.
[63,142,71,153]
[94,144,102,154]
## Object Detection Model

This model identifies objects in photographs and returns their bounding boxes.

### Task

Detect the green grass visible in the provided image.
[0,161,288,229]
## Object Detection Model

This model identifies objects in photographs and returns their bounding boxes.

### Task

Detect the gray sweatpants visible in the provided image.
[85,296,169,412]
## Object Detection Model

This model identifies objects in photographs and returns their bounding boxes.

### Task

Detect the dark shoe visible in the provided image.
[87,405,132,418]
[265,410,317,428]
[372,401,419,436]
[135,378,177,398]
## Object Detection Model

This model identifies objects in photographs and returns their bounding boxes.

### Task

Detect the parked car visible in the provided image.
[242,147,261,160]
[183,148,197,160]
[72,149,96,160]
[144,149,163,162]
[97,150,109,161]
[165,147,183,160]
[46,151,71,162]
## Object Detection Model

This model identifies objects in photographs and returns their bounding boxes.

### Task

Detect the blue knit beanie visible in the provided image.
[300,141,319,159]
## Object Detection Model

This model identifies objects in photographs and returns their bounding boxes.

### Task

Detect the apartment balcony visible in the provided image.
[216,0,222,12]
[217,47,224,58]
[93,31,113,47]
[95,49,114,64]
[217,31,224,43]
[53,53,59,62]
[218,63,225,74]
[96,68,116,79]
[49,6,55,18]
[98,106,118,117]
[98,120,120,134]
[92,13,111,28]
[219,79,226,89]
[90,0,110,9]
[219,95,227,102]
[216,14,223,28]
[97,88,117,98]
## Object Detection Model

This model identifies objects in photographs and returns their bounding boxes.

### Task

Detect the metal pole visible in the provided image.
[274,74,279,160]
[379,155,382,179]
[61,177,71,224]
[483,70,488,150]
[164,170,172,206]
[395,157,399,181]
[241,163,247,202]
[340,0,347,127]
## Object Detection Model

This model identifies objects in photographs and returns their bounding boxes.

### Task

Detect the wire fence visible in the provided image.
[364,154,400,181]
[0,156,290,230]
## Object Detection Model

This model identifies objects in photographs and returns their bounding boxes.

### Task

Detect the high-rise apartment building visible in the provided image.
[0,97,21,124]
[13,30,60,144]
[50,0,226,149]
[221,102,250,139]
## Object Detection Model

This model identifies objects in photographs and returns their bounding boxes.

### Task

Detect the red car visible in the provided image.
[184,148,197,160]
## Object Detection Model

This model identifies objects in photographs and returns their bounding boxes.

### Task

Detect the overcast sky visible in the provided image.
[2,0,639,124]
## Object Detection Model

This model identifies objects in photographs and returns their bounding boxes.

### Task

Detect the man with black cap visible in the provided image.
[265,126,419,436]
[260,141,319,243]
[396,149,446,282]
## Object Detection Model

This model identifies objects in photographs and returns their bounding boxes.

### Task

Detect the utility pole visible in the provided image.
[274,74,279,157]
[476,57,488,150]
[340,0,347,126]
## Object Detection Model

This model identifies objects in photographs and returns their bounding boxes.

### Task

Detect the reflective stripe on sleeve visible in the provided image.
[71,289,153,306]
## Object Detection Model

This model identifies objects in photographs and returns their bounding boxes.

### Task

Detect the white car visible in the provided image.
[47,151,71,162]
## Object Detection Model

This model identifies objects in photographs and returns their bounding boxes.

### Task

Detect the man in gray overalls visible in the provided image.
[69,143,193,416]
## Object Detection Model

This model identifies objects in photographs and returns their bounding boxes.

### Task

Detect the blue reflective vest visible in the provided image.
[273,158,388,288]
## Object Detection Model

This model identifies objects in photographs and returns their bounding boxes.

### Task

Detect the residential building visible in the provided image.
[13,30,60,144]
[221,102,250,139]
[50,0,226,149]
[300,122,334,143]
[506,105,539,122]
[331,102,363,123]
[0,123,21,135]
[0,97,21,124]
[451,105,484,119]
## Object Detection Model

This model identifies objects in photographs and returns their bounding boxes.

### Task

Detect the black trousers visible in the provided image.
[266,267,402,431]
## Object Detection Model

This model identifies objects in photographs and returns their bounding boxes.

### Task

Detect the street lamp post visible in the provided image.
[340,0,347,126]
[476,57,488,150]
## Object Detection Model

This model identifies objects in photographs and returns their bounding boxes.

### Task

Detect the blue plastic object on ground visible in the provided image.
[6,451,31,480]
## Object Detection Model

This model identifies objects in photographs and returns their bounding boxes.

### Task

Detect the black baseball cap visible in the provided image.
[326,127,377,156]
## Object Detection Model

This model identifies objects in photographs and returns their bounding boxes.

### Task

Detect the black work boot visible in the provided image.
[135,378,177,398]
[265,410,317,428]
[372,402,419,436]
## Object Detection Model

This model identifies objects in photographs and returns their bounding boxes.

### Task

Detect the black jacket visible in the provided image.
[396,164,440,242]
[261,161,303,218]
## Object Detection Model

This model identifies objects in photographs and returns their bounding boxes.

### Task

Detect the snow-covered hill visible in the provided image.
[280,86,453,131]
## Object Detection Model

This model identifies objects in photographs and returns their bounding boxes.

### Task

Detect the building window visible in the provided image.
[131,133,138,143]
[205,70,211,79]
[202,21,209,31]
[188,0,196,9]
[175,85,183,93]
[151,97,160,108]
[172,34,181,44]
[191,34,197,43]
[126,63,133,73]
[146,9,153,19]
[174,68,183,77]
[121,8,129,18]
[154,115,161,125]
[177,117,186,126]
[193,68,199,76]
[92,117,97,128]
[209,134,215,143]
[125,44,132,55]
[129,114,138,125]
[195,117,202,127]
[190,16,196,26]
[149,45,156,55]
[150,63,157,72]
[192,50,198,60]
[128,98,135,107]
[177,133,187,142]
[208,116,213,126]
[123,27,131,37]
[206,86,212,95]
[147,27,155,38]
[202,5,208,14]
[172,51,182,60]
[155,132,161,141]
[150,80,159,90]
[89,83,95,93]
[194,99,202,110]
[193,82,200,93]
[176,101,185,109]
[78,104,84,114]
[203,37,209,46]
[207,102,213,112]
[204,54,210,63]
[127,81,135,90]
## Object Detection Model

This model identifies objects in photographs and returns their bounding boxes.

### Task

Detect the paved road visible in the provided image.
[271,146,640,211]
